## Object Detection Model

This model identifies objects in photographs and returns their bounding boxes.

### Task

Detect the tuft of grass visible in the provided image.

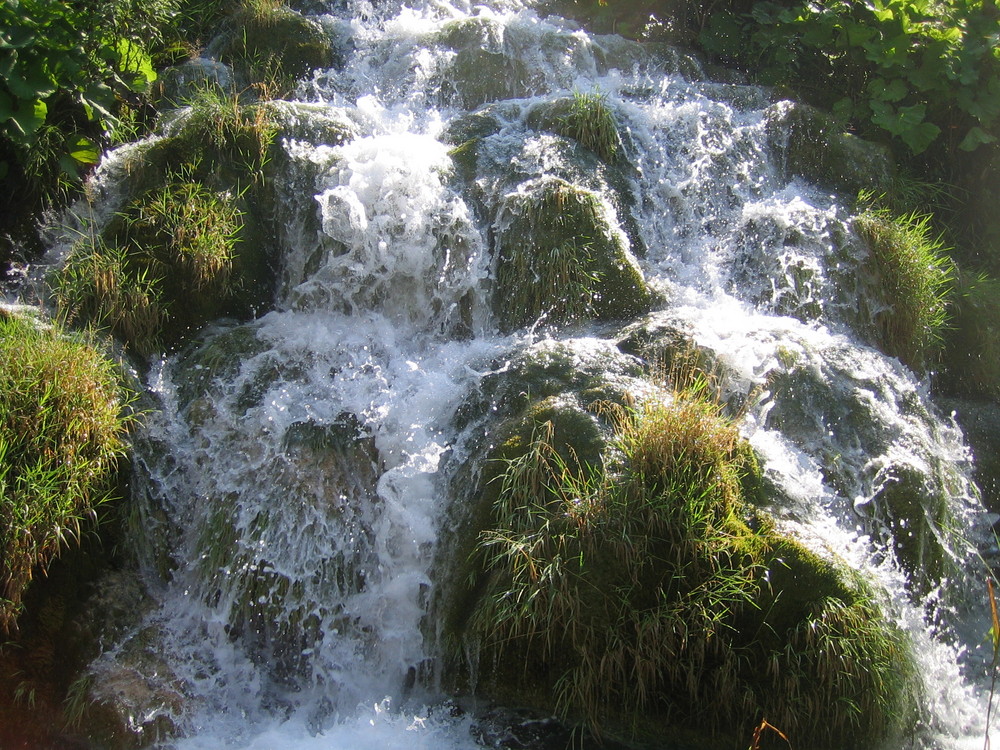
[556,90,621,163]
[0,314,137,634]
[855,205,954,371]
[127,85,277,194]
[169,86,276,183]
[472,384,763,733]
[496,237,600,330]
[52,238,168,355]
[127,178,243,294]
[467,376,915,747]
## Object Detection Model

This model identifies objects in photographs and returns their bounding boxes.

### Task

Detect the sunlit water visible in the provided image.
[34,0,1000,747]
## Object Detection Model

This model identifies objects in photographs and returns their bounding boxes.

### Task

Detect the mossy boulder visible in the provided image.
[870,463,952,589]
[765,101,894,197]
[441,379,917,750]
[52,178,272,356]
[760,340,966,592]
[854,206,953,373]
[171,322,271,413]
[433,18,530,108]
[524,92,624,165]
[80,624,185,749]
[179,409,380,686]
[124,93,279,196]
[492,177,652,331]
[214,5,333,91]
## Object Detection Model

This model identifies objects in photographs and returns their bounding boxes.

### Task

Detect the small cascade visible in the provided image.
[27,0,997,747]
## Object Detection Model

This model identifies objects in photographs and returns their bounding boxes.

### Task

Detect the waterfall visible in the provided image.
[36,0,997,747]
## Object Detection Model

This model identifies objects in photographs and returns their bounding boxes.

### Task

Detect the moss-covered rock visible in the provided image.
[125,92,279,196]
[81,624,185,749]
[525,92,624,164]
[492,177,652,331]
[765,101,894,197]
[214,5,333,92]
[52,178,271,356]
[855,206,953,373]
[440,373,916,750]
[433,18,529,108]
[185,412,379,685]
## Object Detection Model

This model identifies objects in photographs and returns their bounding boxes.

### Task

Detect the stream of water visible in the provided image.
[22,0,1000,746]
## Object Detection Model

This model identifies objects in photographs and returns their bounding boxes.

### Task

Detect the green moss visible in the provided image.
[493,177,651,332]
[216,3,332,94]
[855,206,953,372]
[453,382,916,749]
[0,313,136,633]
[943,270,1000,398]
[766,102,894,197]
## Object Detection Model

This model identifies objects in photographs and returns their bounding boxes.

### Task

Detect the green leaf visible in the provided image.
[57,153,81,180]
[0,160,8,180]
[116,38,156,89]
[869,77,908,102]
[8,97,47,137]
[66,135,100,165]
[958,126,996,151]
[0,24,35,49]
[5,61,57,100]
[900,122,940,154]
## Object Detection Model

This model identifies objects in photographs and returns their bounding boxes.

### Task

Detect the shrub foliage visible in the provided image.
[0,313,136,633]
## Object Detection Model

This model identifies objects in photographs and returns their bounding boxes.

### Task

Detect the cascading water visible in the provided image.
[33,0,998,747]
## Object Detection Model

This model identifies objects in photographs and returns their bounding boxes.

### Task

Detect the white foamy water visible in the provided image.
[61,0,999,747]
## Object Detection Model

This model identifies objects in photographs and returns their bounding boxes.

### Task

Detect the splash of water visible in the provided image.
[65,0,998,747]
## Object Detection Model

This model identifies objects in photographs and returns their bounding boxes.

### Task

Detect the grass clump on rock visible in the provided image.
[0,312,136,633]
[460,378,915,748]
[52,177,252,355]
[493,177,650,332]
[555,91,622,163]
[132,86,278,192]
[855,204,953,372]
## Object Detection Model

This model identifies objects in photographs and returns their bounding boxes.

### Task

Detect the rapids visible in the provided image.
[20,0,1000,746]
